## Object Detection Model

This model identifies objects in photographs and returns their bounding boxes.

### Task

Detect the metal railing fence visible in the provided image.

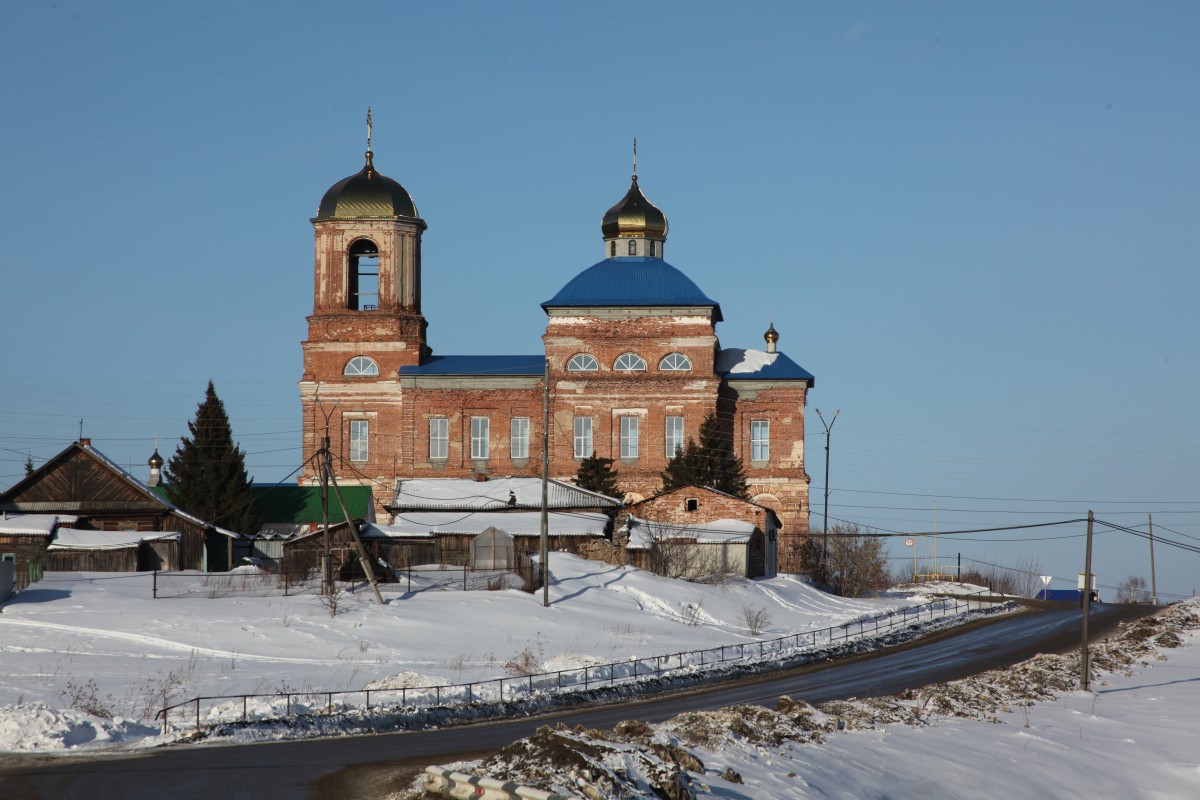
[156,590,992,733]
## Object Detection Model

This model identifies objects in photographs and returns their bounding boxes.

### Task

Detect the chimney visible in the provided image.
[79,438,92,447]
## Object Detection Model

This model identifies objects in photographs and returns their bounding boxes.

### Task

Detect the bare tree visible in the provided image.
[638,518,732,582]
[803,523,889,598]
[740,604,773,636]
[1116,575,1150,603]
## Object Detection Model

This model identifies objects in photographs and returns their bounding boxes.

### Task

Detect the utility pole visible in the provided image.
[1080,510,1094,691]
[814,408,839,569]
[1148,513,1158,605]
[540,358,550,608]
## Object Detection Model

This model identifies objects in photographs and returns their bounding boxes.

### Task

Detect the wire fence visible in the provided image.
[151,562,539,599]
[156,590,992,734]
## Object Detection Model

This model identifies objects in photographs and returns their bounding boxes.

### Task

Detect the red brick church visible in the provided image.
[298,141,816,572]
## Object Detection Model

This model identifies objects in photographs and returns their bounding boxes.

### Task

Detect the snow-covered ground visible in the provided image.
[0,554,932,752]
[427,599,1200,800]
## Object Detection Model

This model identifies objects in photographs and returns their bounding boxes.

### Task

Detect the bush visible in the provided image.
[800,523,889,598]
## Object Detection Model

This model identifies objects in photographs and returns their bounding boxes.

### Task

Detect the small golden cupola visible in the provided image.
[764,323,779,354]
[601,138,668,260]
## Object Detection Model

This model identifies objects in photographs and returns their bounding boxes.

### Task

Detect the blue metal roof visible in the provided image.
[542,257,723,321]
[715,348,815,384]
[399,355,545,376]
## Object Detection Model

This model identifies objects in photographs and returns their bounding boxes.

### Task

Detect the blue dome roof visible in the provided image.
[542,257,722,320]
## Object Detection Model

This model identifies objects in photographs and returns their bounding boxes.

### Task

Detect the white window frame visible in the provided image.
[344,355,379,376]
[658,353,692,371]
[429,418,448,460]
[470,417,490,459]
[510,417,530,460]
[619,416,639,459]
[613,352,646,371]
[665,416,685,458]
[566,353,599,372]
[573,416,592,459]
[750,419,770,462]
[349,419,369,462]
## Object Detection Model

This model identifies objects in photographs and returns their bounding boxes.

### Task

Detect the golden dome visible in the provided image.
[764,323,779,345]
[315,151,420,221]
[148,448,164,469]
[601,175,668,240]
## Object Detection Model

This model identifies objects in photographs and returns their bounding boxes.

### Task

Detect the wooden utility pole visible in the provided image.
[1148,513,1158,605]
[327,467,384,605]
[1080,510,1094,691]
[540,358,550,607]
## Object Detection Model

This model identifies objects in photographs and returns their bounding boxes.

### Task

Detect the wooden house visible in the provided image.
[0,440,240,571]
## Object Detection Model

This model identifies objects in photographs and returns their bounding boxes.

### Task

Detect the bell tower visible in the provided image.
[299,111,428,494]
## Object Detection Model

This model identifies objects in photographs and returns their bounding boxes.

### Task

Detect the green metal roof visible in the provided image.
[151,484,374,524]
[251,484,374,524]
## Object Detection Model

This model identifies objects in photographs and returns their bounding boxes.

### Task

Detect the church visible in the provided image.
[298,137,816,572]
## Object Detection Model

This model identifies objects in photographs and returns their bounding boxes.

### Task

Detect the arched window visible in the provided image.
[610,241,617,257]
[628,240,637,256]
[566,353,599,372]
[348,239,379,311]
[613,352,646,371]
[658,353,692,371]
[649,240,656,257]
[344,356,379,376]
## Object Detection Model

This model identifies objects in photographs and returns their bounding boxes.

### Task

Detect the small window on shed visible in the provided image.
[686,498,698,512]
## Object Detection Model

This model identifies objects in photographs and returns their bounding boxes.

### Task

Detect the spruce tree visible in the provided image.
[24,454,35,478]
[659,411,748,498]
[164,381,261,533]
[575,452,621,498]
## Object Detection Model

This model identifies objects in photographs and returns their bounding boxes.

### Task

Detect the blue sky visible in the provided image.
[2,2,1198,599]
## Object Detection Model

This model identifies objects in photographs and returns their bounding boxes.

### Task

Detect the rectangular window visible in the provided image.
[510,417,530,460]
[470,417,490,459]
[429,418,448,460]
[349,419,369,462]
[751,419,770,462]
[619,416,639,459]
[665,416,685,459]
[573,416,592,459]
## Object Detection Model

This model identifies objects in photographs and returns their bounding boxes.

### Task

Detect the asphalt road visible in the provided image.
[0,602,1158,800]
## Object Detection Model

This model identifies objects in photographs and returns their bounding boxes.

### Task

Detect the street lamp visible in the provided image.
[814,408,839,570]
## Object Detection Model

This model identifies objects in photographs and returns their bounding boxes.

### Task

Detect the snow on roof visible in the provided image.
[79,444,242,539]
[391,476,620,511]
[366,510,609,539]
[47,528,181,550]
[0,513,59,537]
[625,516,756,550]
[714,348,815,383]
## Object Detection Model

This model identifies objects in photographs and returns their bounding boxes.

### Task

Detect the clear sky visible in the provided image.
[2,2,1197,599]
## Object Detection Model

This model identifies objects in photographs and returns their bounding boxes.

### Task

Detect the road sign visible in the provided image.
[904,537,915,547]
[1040,575,1052,586]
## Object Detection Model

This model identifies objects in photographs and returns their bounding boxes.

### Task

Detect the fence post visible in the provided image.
[195,698,200,731]
[153,570,157,599]
[243,696,247,722]
[161,703,168,734]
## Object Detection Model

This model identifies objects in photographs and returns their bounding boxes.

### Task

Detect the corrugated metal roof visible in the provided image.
[541,257,723,321]
[715,348,815,383]
[251,484,375,524]
[399,355,544,376]
[0,514,58,536]
[390,476,619,511]
[367,510,609,538]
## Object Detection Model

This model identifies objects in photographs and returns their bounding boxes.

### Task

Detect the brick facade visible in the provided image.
[298,156,814,572]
